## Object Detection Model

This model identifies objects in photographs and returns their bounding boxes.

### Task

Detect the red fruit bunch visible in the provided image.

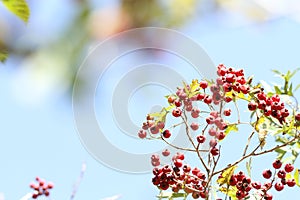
[29,177,54,199]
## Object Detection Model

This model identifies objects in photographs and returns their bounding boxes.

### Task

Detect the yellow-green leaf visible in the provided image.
[294,169,300,187]
[2,0,30,23]
[0,50,8,62]
[224,124,238,137]
[217,165,237,186]
[219,186,238,200]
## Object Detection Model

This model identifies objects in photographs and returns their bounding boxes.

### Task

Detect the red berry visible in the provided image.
[216,131,225,140]
[160,182,169,190]
[229,176,237,186]
[183,164,191,173]
[251,182,261,189]
[203,95,212,104]
[223,109,231,116]
[192,167,200,176]
[174,159,183,168]
[264,193,273,200]
[172,108,182,117]
[248,101,257,111]
[162,130,171,138]
[176,152,185,160]
[199,81,208,89]
[272,160,282,169]
[284,163,294,173]
[274,182,284,191]
[174,100,182,107]
[286,179,296,187]
[197,93,205,100]
[206,116,215,124]
[197,135,206,143]
[295,113,300,121]
[210,147,219,156]
[277,170,286,179]
[262,169,272,179]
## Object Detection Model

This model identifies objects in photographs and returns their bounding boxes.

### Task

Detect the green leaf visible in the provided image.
[275,148,287,160]
[289,68,300,80]
[294,83,300,92]
[246,158,252,177]
[288,85,293,95]
[0,50,8,62]
[294,168,300,187]
[156,191,186,199]
[1,0,30,23]
[272,69,282,76]
[274,85,282,94]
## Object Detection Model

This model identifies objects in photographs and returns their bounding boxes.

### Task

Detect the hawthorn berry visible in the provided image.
[162,149,170,157]
[248,101,257,111]
[199,81,208,89]
[295,113,300,121]
[272,160,282,169]
[223,109,231,116]
[274,182,284,191]
[251,182,261,189]
[138,130,147,139]
[162,130,171,138]
[196,135,206,143]
[286,179,296,187]
[262,169,272,179]
[174,159,183,168]
[284,163,294,173]
[277,170,286,179]
[190,122,199,131]
[210,147,219,156]
[172,108,182,117]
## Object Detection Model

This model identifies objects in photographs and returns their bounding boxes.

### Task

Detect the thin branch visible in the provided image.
[243,131,255,156]
[70,162,87,200]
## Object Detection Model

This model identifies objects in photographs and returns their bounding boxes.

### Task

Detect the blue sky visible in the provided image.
[1,1,300,200]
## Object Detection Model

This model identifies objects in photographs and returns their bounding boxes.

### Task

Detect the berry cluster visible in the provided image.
[229,171,252,199]
[29,177,54,199]
[248,92,289,124]
[227,161,297,200]
[152,152,208,199]
[262,160,296,193]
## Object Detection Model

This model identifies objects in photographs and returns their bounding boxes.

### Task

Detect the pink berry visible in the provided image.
[138,130,147,139]
[150,126,159,134]
[190,122,199,131]
[162,149,170,157]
